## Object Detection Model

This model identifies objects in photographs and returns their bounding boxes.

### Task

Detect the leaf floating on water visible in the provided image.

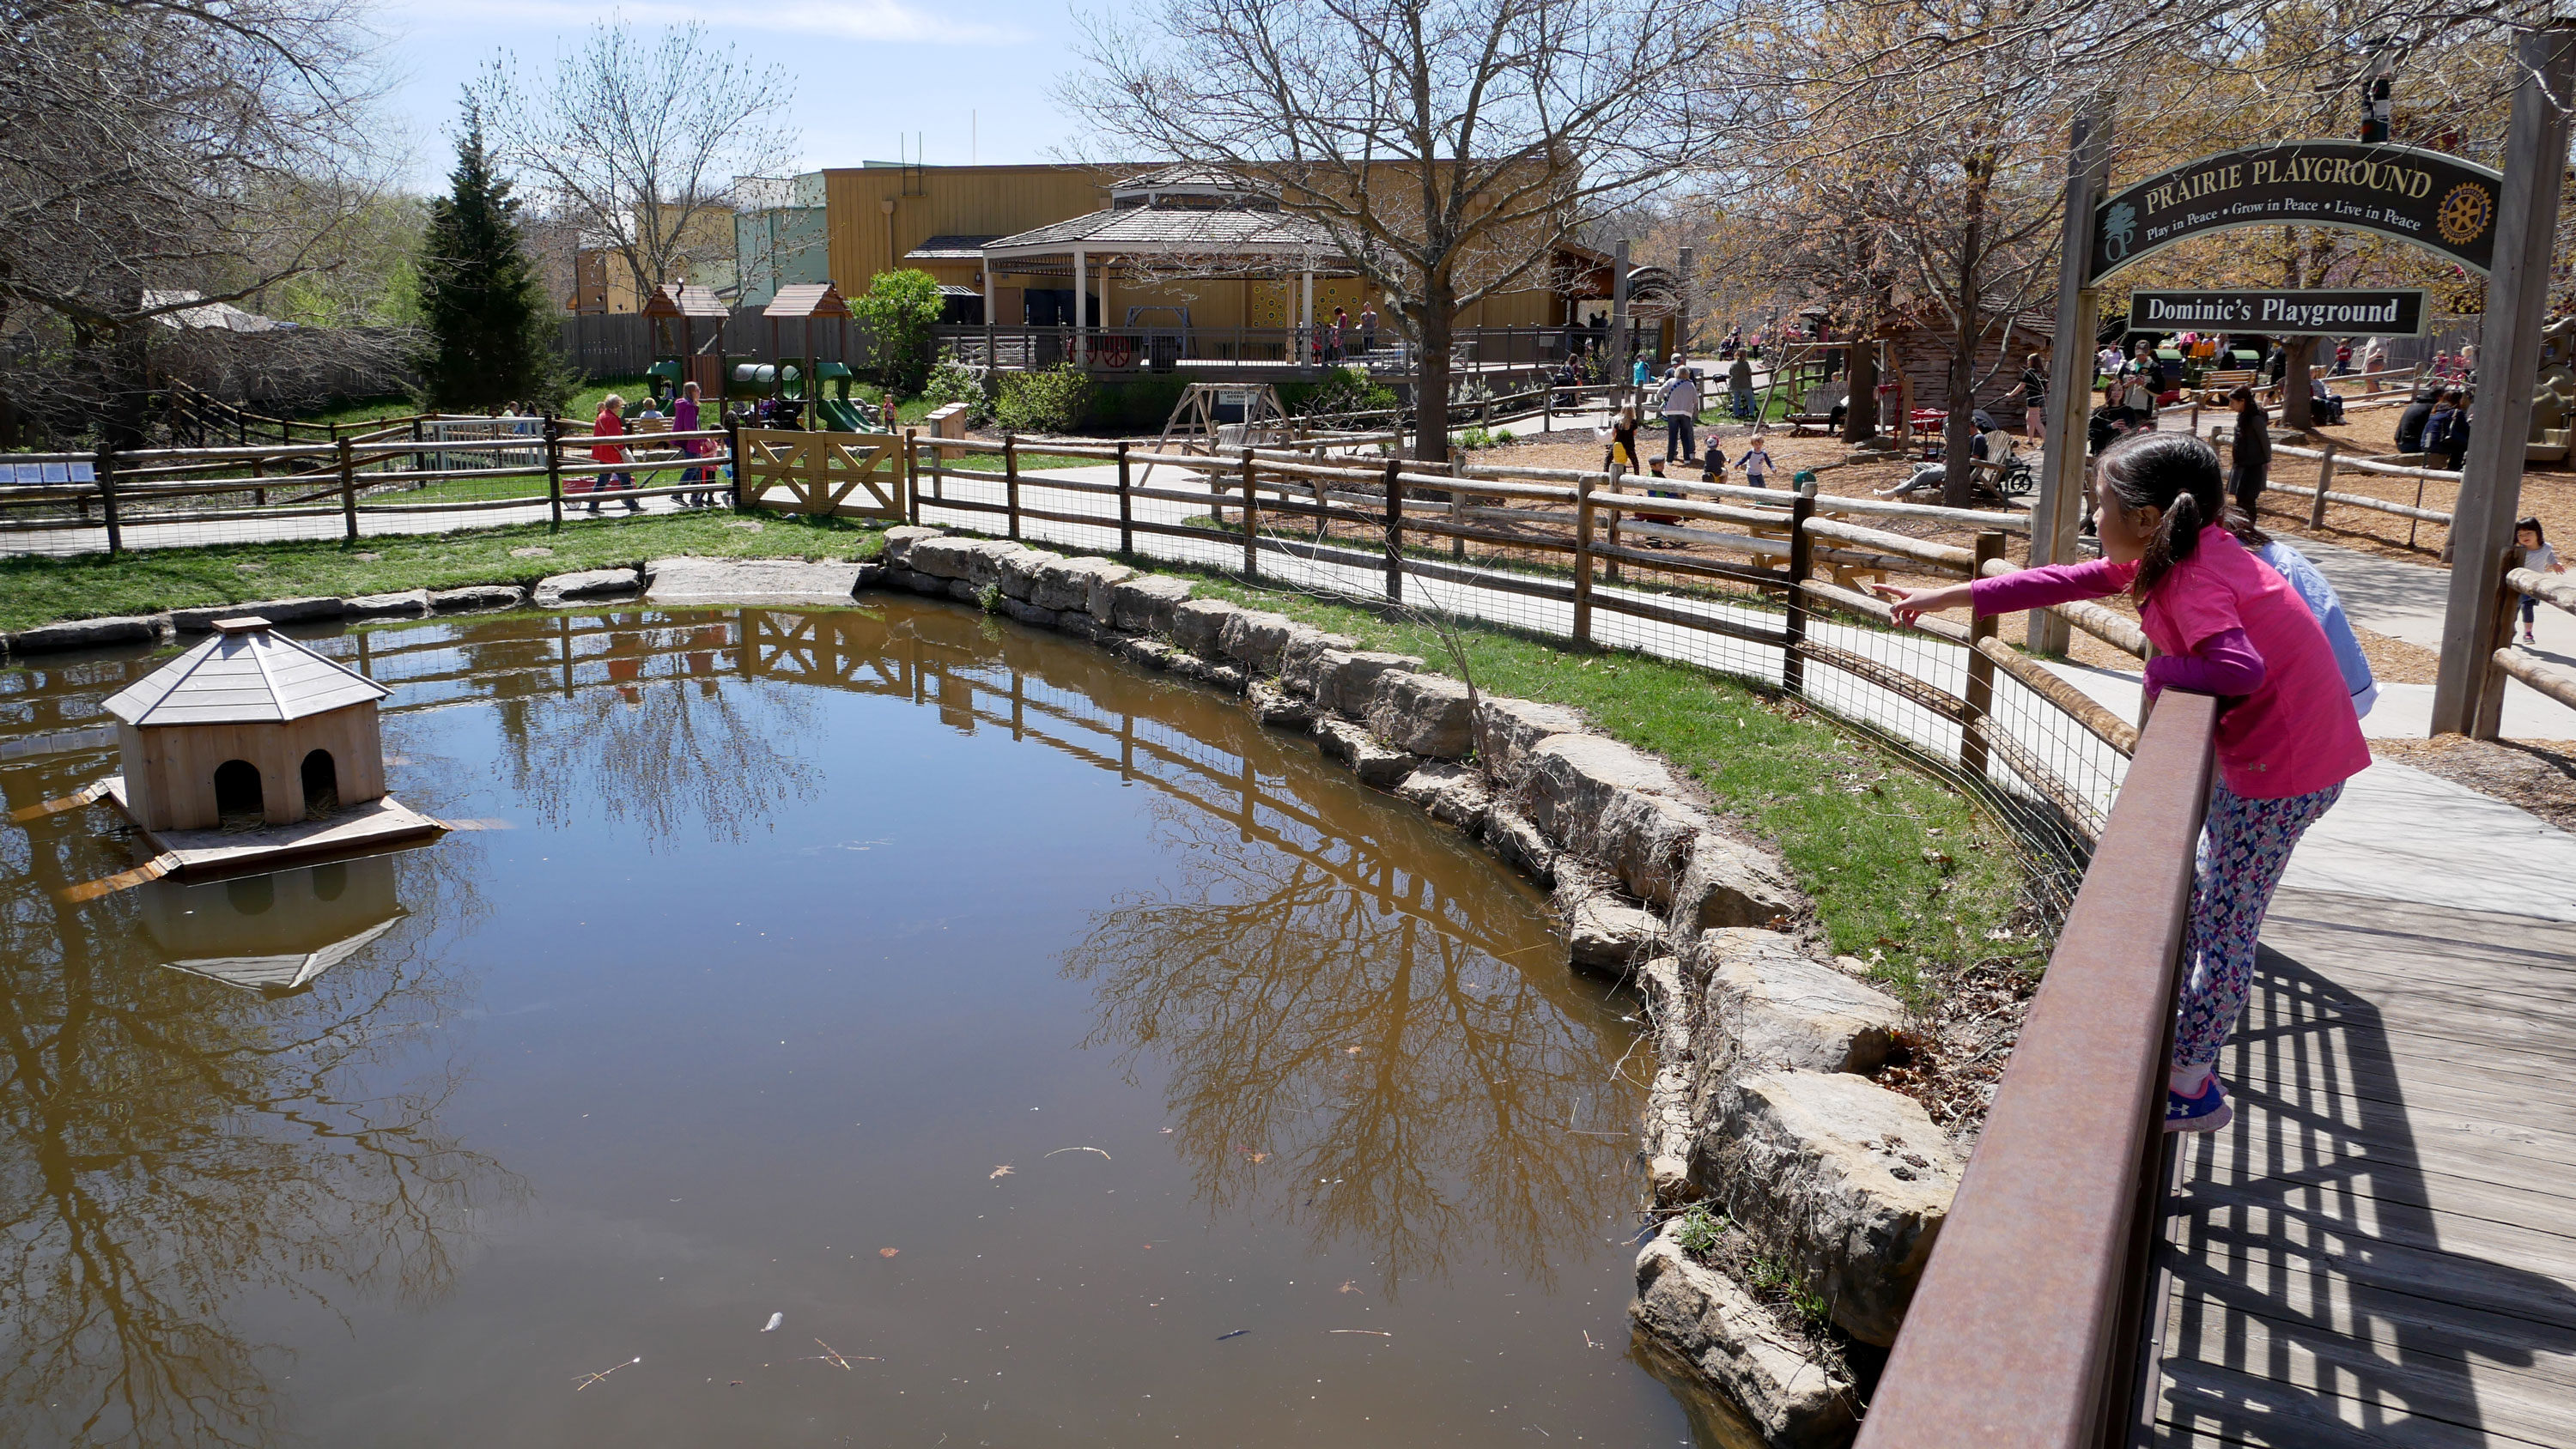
[1337,1281,1361,1294]
[1242,1151,1270,1164]
[761,1313,785,1332]
[989,1165,1015,1179]
[1216,1329,1249,1341]
[1044,1145,1112,1161]
[1327,1330,1391,1337]
[878,1247,900,1258]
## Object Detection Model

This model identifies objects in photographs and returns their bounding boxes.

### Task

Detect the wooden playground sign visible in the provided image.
[737,427,905,518]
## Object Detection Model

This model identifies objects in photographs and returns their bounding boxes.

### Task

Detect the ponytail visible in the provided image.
[2095,430,2227,597]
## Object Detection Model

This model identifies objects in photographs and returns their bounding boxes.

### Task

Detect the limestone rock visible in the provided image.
[1698,1070,1963,1348]
[891,567,946,596]
[910,536,1016,584]
[1671,833,1804,933]
[1473,696,1587,786]
[1521,733,1684,853]
[1084,562,1142,621]
[533,568,641,606]
[1001,598,1061,628]
[1594,788,1715,910]
[1279,627,1359,696]
[1166,654,1249,694]
[1479,805,1559,887]
[343,590,431,620]
[965,543,1030,589]
[1218,609,1297,673]
[1316,650,1421,718]
[1030,556,1130,614]
[1631,1236,1859,1447]
[1119,636,1178,671]
[1635,955,1699,1203]
[1247,680,1315,731]
[945,579,981,603]
[1368,671,1474,759]
[998,549,1063,601]
[1170,597,1240,657]
[878,525,942,567]
[1693,930,1905,1076]
[1314,717,1416,789]
[1109,574,1194,634]
[429,584,525,613]
[644,557,861,606]
[854,562,887,591]
[1393,761,1490,830]
[7,614,164,653]
[169,597,343,632]
[1053,610,1103,642]
[1563,893,1664,973]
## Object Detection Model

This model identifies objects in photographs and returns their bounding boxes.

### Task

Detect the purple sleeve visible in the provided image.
[2143,627,2266,696]
[1967,557,2134,615]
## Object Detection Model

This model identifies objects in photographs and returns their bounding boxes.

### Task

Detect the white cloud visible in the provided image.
[416,0,1028,45]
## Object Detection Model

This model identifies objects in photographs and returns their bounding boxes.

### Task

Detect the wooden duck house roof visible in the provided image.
[762,282,850,318]
[101,617,389,727]
[643,282,731,318]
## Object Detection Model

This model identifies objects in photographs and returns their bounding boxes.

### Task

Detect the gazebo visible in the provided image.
[977,167,1358,367]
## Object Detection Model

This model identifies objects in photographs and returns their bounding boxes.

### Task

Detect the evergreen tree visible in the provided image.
[416,104,564,411]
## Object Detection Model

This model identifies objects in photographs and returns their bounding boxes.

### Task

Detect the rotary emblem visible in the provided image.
[2438,182,2495,246]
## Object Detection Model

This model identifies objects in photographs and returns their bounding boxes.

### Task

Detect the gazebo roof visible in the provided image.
[762,282,850,319]
[981,205,1340,260]
[642,282,730,318]
[102,617,389,727]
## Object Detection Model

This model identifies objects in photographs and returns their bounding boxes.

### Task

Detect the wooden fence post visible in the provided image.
[1573,470,1595,646]
[94,446,122,557]
[1962,530,2005,779]
[2309,442,2336,529]
[544,415,566,528]
[1116,440,1134,555]
[337,435,359,543]
[1603,462,1625,583]
[1241,449,1260,579]
[2473,544,2530,742]
[1782,488,1813,695]
[1382,457,1404,603]
[1004,431,1021,540]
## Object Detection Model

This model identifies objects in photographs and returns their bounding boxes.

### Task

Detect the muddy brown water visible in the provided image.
[0,597,1733,1447]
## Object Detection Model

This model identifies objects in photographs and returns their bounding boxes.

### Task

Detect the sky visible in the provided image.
[375,0,1107,190]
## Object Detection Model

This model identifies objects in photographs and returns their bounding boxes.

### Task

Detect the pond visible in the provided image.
[0,597,1722,1446]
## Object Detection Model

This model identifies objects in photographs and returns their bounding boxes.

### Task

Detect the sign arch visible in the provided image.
[2087,141,2503,283]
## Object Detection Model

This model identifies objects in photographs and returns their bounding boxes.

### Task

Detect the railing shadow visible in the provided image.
[2154,919,2576,1445]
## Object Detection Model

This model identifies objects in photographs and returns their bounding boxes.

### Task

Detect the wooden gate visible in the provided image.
[737,428,906,518]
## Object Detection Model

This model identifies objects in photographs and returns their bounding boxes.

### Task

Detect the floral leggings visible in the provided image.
[2172,779,2344,1070]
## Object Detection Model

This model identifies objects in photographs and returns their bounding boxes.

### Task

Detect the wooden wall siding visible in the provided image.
[118,706,386,831]
[1887,326,2044,417]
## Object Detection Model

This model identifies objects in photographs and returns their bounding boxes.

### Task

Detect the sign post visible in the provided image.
[2432,22,2576,738]
[2033,102,2114,654]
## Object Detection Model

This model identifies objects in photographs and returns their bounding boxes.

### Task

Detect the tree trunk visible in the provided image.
[1943,155,1996,507]
[2281,338,2313,431]
[1414,287,1455,464]
[1842,336,1880,444]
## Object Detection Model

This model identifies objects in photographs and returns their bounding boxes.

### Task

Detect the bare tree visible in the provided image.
[473,21,798,308]
[1060,0,1732,464]
[0,0,396,446]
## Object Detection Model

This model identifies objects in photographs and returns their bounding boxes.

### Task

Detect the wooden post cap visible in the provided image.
[211,616,273,634]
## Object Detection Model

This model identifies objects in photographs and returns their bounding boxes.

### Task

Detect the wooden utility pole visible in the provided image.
[1610,239,1632,400]
[2432,21,2576,737]
[2032,101,2116,654]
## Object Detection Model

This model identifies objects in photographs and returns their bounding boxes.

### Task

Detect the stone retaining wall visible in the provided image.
[3,532,1966,1448]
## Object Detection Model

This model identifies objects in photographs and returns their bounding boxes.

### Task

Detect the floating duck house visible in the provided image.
[101,615,391,830]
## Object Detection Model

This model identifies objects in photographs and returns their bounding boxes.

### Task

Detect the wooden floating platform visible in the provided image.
[96,775,447,880]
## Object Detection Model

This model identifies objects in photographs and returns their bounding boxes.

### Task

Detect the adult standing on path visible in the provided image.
[590,394,639,515]
[1358,300,1377,355]
[1727,352,1755,421]
[2001,351,2048,440]
[1657,358,1700,462]
[2228,384,2270,518]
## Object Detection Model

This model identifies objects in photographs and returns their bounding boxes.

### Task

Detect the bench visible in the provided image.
[2195,369,2265,405]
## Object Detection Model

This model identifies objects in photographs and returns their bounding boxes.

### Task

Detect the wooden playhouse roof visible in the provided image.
[762,282,851,318]
[643,282,731,318]
[102,618,389,727]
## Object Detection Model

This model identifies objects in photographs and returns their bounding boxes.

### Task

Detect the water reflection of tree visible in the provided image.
[0,773,519,1447]
[463,613,823,850]
[1063,796,1637,1298]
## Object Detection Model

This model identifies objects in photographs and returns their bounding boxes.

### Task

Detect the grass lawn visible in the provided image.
[1175,571,2033,999]
[289,378,951,433]
[0,511,885,634]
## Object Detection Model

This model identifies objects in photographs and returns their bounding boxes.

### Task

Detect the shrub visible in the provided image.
[919,360,991,427]
[993,362,1095,434]
[1671,1203,1728,1259]
[1282,366,1394,421]
[853,270,946,397]
[1093,376,1191,433]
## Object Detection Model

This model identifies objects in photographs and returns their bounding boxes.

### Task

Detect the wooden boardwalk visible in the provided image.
[2152,887,2576,1447]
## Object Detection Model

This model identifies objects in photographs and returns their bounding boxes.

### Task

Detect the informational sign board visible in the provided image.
[2089,142,2503,282]
[2126,288,2427,336]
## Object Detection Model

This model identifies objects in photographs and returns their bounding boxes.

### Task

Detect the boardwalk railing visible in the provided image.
[1856,692,2219,1449]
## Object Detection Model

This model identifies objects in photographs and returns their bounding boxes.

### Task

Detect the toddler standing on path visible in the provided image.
[1874,432,2371,1131]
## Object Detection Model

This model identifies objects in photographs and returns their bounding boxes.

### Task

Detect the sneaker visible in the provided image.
[2525,629,2539,644]
[2165,1076,2233,1133]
